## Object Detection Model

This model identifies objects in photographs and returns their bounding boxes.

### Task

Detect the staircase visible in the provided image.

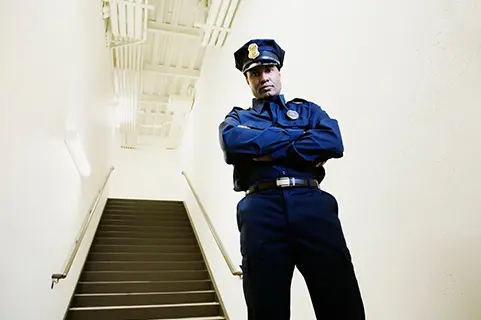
[66,199,226,320]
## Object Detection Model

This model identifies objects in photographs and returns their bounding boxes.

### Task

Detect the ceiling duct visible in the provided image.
[101,0,244,150]
[103,0,153,149]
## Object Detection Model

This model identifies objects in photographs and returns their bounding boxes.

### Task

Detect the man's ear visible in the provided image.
[245,74,250,85]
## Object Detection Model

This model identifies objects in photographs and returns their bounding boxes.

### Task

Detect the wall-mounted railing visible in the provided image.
[51,166,115,288]
[182,171,242,277]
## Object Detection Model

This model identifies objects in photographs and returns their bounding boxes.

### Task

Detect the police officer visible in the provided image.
[218,39,365,320]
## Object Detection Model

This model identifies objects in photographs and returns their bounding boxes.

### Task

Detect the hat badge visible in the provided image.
[248,43,260,59]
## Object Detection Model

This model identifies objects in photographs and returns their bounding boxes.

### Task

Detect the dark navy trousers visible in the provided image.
[236,187,365,319]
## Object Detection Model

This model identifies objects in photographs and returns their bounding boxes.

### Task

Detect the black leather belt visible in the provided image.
[246,177,319,195]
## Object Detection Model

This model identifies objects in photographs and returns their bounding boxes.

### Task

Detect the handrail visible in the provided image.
[51,166,115,288]
[182,171,243,277]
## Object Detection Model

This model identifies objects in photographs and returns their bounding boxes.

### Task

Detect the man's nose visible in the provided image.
[260,73,269,83]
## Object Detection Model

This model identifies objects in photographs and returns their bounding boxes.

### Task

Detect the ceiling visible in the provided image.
[102,0,242,149]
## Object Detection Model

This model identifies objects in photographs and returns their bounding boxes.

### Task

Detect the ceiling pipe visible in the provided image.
[104,0,153,148]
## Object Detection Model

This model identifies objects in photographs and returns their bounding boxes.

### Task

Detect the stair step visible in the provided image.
[72,290,217,307]
[101,213,190,221]
[98,224,193,232]
[90,244,200,253]
[97,224,193,233]
[106,201,184,207]
[87,252,203,262]
[95,231,195,239]
[100,214,190,227]
[104,207,187,213]
[151,317,224,320]
[106,205,184,210]
[80,270,209,282]
[104,206,186,212]
[150,317,224,320]
[84,261,206,271]
[68,302,220,320]
[102,212,187,218]
[93,237,198,246]
[105,206,185,211]
[107,198,184,207]
[105,205,185,213]
[99,218,191,226]
[77,280,213,294]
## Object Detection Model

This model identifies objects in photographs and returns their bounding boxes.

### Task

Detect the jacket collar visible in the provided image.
[252,94,287,113]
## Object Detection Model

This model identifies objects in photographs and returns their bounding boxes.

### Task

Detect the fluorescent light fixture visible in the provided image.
[65,132,92,178]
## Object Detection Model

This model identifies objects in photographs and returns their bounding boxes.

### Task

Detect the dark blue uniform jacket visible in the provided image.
[219,94,344,192]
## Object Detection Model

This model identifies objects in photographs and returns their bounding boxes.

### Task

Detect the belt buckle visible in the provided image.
[276,177,292,188]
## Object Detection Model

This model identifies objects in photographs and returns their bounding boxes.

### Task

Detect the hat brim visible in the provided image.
[243,61,279,74]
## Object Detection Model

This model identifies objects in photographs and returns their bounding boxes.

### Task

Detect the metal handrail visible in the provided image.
[182,171,243,277]
[51,166,115,288]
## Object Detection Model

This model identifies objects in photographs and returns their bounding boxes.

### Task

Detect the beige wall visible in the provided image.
[0,1,114,319]
[182,0,481,319]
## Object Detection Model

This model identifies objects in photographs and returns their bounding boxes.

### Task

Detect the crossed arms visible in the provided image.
[218,103,344,166]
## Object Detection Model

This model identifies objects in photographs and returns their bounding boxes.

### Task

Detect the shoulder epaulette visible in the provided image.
[289,98,309,105]
[233,106,255,113]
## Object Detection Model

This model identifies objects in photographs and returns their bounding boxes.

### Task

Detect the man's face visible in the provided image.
[245,65,282,99]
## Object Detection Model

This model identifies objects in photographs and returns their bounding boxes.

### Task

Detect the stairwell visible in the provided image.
[66,198,226,320]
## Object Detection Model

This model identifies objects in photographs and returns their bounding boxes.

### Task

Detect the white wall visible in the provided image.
[182,0,481,319]
[109,147,185,201]
[0,1,114,319]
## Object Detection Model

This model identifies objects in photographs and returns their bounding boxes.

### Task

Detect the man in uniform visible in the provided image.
[218,39,365,319]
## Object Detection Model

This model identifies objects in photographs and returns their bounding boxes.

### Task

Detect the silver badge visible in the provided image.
[286,110,299,120]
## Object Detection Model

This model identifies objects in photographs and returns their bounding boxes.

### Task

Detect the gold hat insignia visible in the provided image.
[248,43,260,59]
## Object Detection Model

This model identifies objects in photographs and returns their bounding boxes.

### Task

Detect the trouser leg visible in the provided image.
[289,188,365,320]
[237,190,295,320]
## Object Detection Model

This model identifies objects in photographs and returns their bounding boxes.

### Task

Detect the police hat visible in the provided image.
[234,39,285,74]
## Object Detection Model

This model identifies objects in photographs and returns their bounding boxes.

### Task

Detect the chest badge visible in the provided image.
[286,110,299,120]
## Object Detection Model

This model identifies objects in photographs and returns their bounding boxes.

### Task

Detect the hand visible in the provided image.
[253,154,273,161]
[315,160,327,167]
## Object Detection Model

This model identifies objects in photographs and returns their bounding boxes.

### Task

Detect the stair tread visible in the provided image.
[99,224,192,228]
[87,252,201,260]
[92,246,198,249]
[78,280,211,284]
[89,246,201,253]
[75,290,216,297]
[89,252,199,255]
[70,302,220,311]
[86,261,204,263]
[146,317,224,320]
[82,270,208,274]
[92,239,198,245]
[93,236,196,240]
[97,231,194,234]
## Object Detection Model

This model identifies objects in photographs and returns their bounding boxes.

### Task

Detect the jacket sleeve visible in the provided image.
[219,108,304,164]
[286,103,344,163]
